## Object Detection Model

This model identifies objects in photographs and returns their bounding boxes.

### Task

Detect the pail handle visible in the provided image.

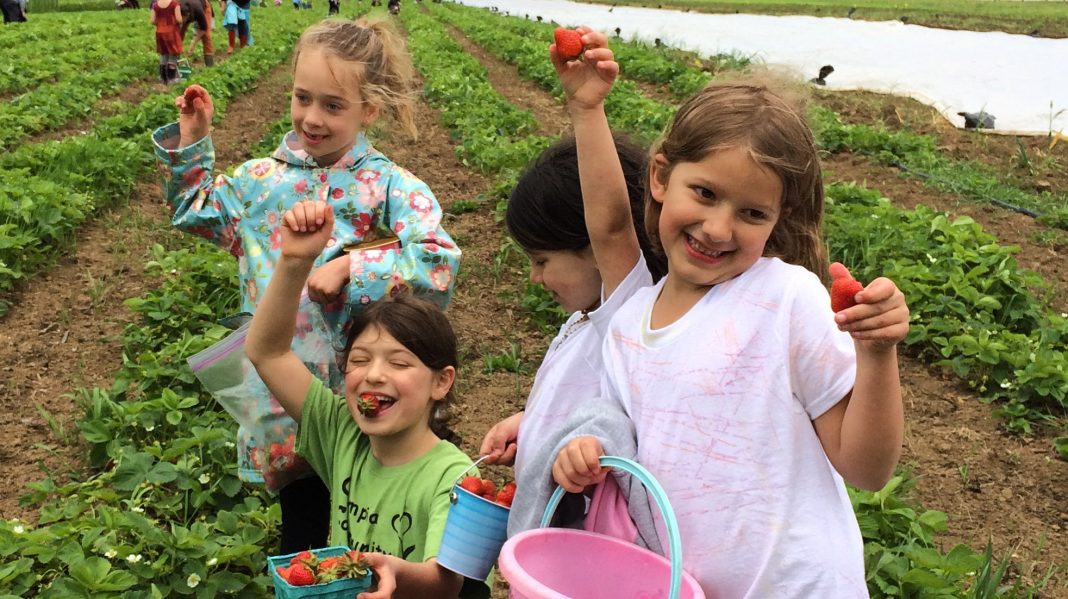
[539,456,684,599]
[448,455,490,504]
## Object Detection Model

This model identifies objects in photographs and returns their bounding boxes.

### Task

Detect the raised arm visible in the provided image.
[245,201,336,422]
[553,28,640,298]
[814,264,908,490]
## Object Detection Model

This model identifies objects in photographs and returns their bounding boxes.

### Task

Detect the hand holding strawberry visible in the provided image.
[829,262,909,352]
[176,84,213,147]
[551,27,619,112]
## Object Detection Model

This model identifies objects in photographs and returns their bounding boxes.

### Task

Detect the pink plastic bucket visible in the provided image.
[498,456,705,599]
[499,528,704,599]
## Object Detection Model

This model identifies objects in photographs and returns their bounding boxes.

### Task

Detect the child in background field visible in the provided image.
[478,29,666,542]
[153,18,460,555]
[553,73,910,597]
[221,0,251,53]
[246,200,475,599]
[150,0,183,83]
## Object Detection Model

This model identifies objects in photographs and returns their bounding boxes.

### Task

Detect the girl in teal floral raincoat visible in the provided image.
[152,18,460,555]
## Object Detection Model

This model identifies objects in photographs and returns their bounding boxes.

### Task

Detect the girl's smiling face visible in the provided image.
[291,47,379,167]
[343,324,453,441]
[649,146,783,295]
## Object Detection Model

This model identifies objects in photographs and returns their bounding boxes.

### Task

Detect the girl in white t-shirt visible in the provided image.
[553,73,911,597]
[477,30,666,536]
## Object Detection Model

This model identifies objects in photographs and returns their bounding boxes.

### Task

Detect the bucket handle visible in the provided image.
[448,455,490,504]
[539,456,684,599]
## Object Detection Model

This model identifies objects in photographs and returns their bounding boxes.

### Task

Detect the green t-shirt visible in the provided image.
[296,377,474,561]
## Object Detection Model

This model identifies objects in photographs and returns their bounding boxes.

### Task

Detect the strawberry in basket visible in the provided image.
[460,476,516,508]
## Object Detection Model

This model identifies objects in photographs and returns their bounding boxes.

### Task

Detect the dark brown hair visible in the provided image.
[644,71,828,282]
[339,295,458,433]
[507,133,668,281]
[294,18,419,138]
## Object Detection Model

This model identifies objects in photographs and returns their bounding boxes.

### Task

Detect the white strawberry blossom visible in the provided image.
[126,554,143,564]
[199,474,211,484]
[187,574,201,588]
[104,549,117,559]
[206,558,218,567]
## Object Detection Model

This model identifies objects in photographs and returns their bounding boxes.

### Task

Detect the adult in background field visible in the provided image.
[1,0,26,23]
[181,0,215,67]
[221,0,252,54]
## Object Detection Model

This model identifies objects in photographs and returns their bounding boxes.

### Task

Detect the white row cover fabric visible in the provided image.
[455,0,1068,135]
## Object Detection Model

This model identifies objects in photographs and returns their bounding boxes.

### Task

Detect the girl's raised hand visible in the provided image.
[281,200,335,260]
[176,85,214,147]
[831,263,910,352]
[551,27,619,111]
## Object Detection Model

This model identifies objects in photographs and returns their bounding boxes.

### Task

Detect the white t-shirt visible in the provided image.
[513,255,652,481]
[602,257,867,598]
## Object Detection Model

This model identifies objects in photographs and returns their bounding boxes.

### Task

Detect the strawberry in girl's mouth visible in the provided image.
[356,392,394,417]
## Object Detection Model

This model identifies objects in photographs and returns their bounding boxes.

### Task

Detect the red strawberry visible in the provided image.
[459,476,483,494]
[554,27,584,61]
[181,86,205,115]
[289,550,314,567]
[496,482,516,507]
[275,565,292,581]
[480,479,497,497]
[356,393,381,417]
[287,563,316,586]
[829,262,864,313]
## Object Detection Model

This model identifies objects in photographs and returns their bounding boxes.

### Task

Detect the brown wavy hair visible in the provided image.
[294,18,419,139]
[643,70,828,283]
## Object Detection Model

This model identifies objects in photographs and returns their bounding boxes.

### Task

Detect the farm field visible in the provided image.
[0,1,1065,597]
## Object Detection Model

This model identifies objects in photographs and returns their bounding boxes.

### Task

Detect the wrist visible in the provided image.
[567,102,607,119]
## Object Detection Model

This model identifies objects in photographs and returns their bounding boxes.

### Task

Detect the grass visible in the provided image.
[578,0,1068,38]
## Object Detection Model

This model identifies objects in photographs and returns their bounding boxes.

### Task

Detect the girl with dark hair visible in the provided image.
[246,200,474,598]
[479,29,665,538]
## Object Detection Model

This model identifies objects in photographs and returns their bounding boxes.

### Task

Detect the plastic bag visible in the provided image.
[188,294,340,491]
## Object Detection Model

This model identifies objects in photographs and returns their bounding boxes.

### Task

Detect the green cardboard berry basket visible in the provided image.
[268,545,372,599]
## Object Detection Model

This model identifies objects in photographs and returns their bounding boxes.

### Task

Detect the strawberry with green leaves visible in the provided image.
[356,392,382,417]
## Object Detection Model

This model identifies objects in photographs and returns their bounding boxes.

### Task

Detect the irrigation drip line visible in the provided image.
[890,161,1042,219]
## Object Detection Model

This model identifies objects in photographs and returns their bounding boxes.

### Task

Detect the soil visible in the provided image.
[0,13,1064,597]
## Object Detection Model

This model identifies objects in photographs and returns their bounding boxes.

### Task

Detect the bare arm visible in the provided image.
[553,28,641,299]
[245,202,335,422]
[814,269,908,490]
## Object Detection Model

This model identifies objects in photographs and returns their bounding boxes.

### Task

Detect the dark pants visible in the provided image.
[278,475,331,554]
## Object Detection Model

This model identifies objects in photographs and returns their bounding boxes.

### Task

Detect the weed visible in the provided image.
[482,342,527,374]
[446,199,480,215]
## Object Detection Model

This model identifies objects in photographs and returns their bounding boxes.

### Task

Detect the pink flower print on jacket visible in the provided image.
[350,213,373,238]
[385,271,411,297]
[331,187,345,200]
[249,161,275,179]
[183,166,207,188]
[270,226,283,250]
[293,179,308,194]
[409,190,434,214]
[430,264,452,291]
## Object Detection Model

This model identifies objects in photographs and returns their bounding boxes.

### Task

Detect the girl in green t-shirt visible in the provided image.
[246,199,473,598]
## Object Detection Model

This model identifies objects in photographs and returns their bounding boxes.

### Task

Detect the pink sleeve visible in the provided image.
[582,475,639,544]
